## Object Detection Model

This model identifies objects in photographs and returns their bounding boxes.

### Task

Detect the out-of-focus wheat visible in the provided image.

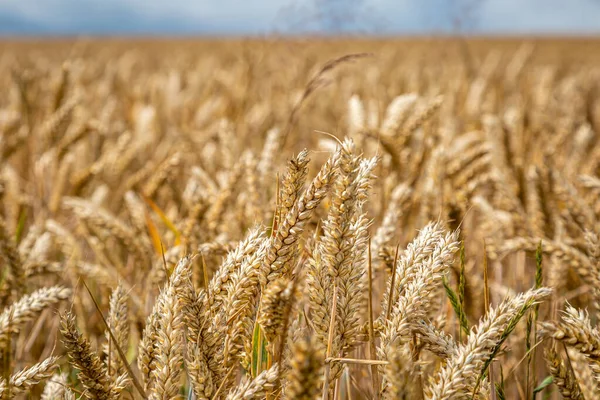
[0,38,599,400]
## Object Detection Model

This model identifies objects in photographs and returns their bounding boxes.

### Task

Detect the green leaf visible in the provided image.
[458,241,466,314]
[442,276,469,336]
[533,376,553,395]
[495,364,506,400]
[473,296,541,396]
[251,321,261,378]
[250,320,268,378]
[535,241,543,289]
[495,382,506,400]
[534,241,543,319]
[15,208,27,244]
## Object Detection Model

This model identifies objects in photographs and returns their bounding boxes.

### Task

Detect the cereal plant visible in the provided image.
[0,38,598,399]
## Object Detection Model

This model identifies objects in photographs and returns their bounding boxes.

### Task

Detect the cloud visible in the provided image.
[0,0,282,35]
[0,11,51,35]
[478,0,600,34]
[0,0,599,35]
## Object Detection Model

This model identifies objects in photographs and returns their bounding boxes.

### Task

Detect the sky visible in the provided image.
[0,0,599,36]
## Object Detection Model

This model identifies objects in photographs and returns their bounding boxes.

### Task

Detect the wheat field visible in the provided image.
[0,37,599,399]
